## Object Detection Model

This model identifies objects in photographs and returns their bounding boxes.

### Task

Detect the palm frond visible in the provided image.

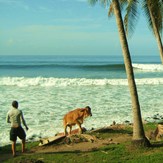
[150,0,163,34]
[88,0,111,7]
[119,0,128,11]
[124,0,139,38]
[88,0,140,37]
[87,0,98,6]
[142,0,163,36]
[108,0,128,18]
[108,2,114,17]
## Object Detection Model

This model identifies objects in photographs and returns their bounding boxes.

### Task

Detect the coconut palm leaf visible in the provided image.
[108,2,114,17]
[89,0,139,37]
[141,0,163,63]
[124,0,139,37]
[142,0,163,36]
[108,0,125,17]
[87,0,98,6]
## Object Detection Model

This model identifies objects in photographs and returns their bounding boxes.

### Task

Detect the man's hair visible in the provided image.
[12,101,18,108]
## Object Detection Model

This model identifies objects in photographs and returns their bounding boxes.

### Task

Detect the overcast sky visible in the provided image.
[0,0,162,56]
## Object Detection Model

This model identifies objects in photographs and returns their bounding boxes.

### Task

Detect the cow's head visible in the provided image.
[84,106,92,117]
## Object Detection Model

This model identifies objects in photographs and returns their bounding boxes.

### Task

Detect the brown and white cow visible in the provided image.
[149,124,163,141]
[63,106,92,135]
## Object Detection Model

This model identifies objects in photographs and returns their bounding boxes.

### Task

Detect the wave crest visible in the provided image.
[132,64,163,71]
[0,77,163,87]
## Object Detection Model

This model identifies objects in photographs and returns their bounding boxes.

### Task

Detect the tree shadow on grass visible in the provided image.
[151,141,163,148]
[0,145,13,163]
[0,144,11,154]
[89,127,132,135]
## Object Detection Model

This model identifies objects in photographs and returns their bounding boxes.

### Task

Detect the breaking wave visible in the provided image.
[132,63,163,71]
[1,77,163,87]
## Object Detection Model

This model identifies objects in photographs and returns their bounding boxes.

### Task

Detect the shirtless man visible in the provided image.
[6,101,28,157]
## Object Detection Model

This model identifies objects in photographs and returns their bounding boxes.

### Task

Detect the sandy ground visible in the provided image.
[31,125,132,154]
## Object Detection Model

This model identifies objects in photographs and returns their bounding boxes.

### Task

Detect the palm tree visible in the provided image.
[88,0,150,146]
[142,0,163,63]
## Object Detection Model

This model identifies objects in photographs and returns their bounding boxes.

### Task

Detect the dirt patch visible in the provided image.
[31,124,132,154]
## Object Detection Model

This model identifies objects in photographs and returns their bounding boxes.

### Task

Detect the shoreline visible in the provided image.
[1,114,163,148]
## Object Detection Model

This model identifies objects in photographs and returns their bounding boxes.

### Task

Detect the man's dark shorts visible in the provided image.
[10,126,26,141]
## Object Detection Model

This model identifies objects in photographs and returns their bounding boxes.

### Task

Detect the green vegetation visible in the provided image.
[1,123,163,163]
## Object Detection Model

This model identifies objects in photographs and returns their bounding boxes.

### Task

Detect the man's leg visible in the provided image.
[11,141,16,157]
[22,139,26,153]
[17,127,26,153]
[10,128,17,157]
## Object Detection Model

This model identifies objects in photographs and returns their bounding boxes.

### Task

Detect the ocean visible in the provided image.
[1,54,163,146]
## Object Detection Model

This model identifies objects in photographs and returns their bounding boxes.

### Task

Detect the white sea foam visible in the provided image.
[1,78,163,147]
[132,63,163,71]
[0,82,163,146]
[1,77,163,87]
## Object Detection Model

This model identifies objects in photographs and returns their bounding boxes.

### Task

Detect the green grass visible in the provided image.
[1,123,163,163]
[3,143,163,163]
[144,122,158,131]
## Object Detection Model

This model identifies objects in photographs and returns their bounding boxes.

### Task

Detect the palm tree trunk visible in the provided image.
[112,0,150,146]
[148,5,163,64]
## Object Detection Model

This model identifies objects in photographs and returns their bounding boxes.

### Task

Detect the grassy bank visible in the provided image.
[1,123,163,163]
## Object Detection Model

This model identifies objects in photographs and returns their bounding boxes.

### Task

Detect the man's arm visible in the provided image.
[20,111,28,130]
[6,113,11,123]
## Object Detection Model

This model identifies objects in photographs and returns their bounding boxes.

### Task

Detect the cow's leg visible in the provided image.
[69,125,72,135]
[64,125,68,136]
[76,121,82,134]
